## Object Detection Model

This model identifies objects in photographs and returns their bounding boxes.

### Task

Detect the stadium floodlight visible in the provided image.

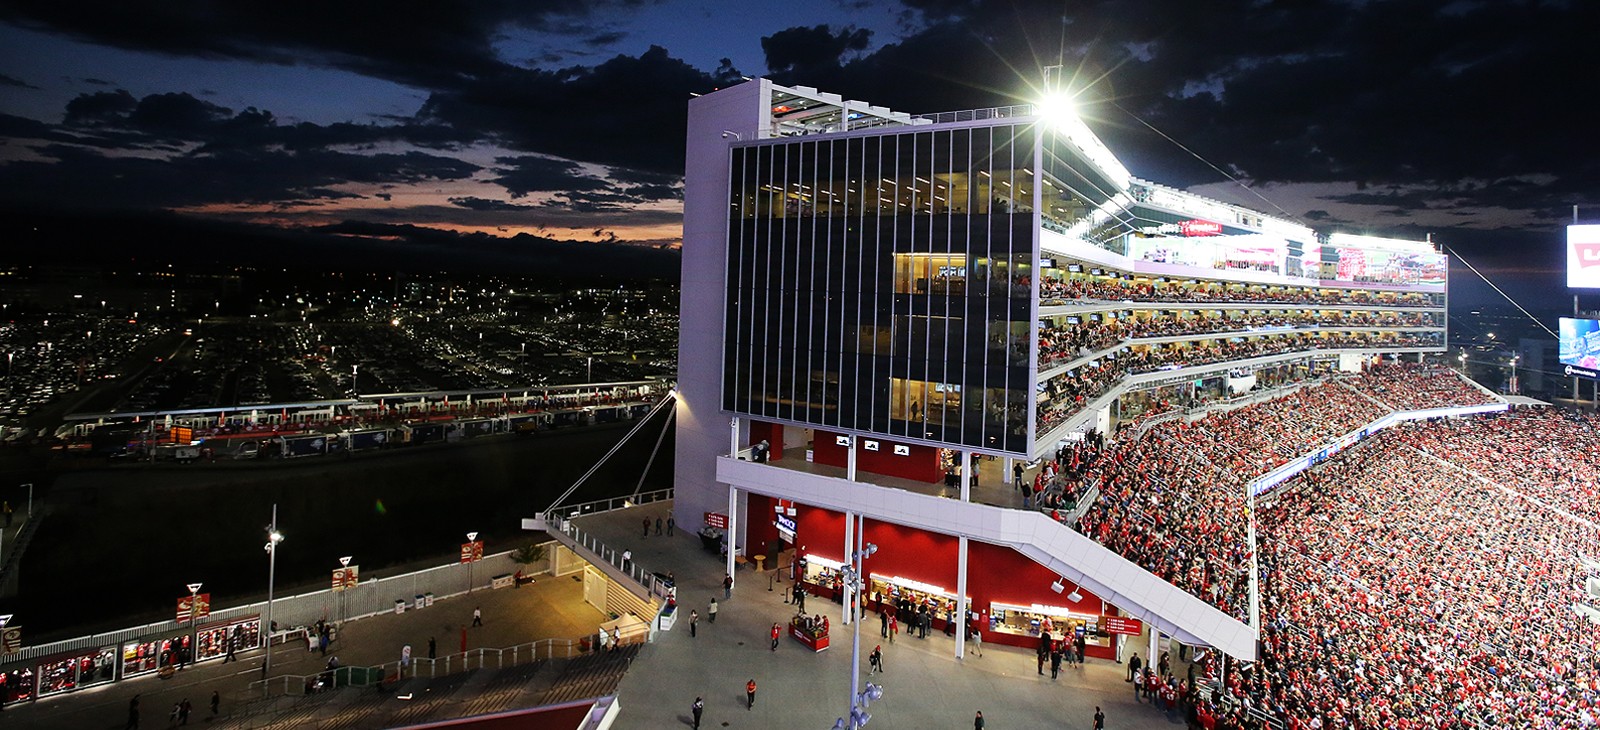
[1035,93,1075,128]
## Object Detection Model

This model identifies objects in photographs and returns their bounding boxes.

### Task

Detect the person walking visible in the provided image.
[880,609,889,638]
[1093,706,1106,730]
[723,574,733,599]
[472,607,483,627]
[745,678,757,711]
[666,517,675,536]
[178,698,191,726]
[1127,652,1141,682]
[972,626,983,657]
[708,597,718,623]
[655,517,663,535]
[1074,633,1087,666]
[770,623,780,651]
[125,695,141,730]
[1132,665,1144,702]
[869,645,883,674]
[690,610,699,637]
[209,691,219,718]
[169,701,181,727]
[428,636,437,659]
[974,710,985,729]
[888,613,897,644]
[691,696,704,729]
[642,518,650,538]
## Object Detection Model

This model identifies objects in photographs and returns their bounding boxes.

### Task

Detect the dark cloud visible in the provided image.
[0,1,659,90]
[761,25,872,74]
[0,73,39,89]
[447,196,537,212]
[491,155,609,198]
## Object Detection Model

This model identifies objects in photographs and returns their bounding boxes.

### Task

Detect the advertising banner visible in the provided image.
[177,593,211,623]
[459,541,484,564]
[332,565,360,592]
[1102,616,1144,636]
[1,626,19,654]
[1330,247,1447,286]
[1568,225,1600,288]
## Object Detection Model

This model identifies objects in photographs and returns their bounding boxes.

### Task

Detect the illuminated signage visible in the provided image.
[775,514,796,533]
[862,440,880,452]
[704,512,728,529]
[1569,225,1600,288]
[1103,616,1143,635]
[892,445,910,456]
[835,435,851,446]
[1179,219,1222,237]
[1560,318,1600,373]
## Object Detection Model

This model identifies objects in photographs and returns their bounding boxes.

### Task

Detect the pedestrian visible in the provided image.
[888,613,897,644]
[974,710,985,729]
[972,627,983,657]
[1093,706,1106,730]
[723,574,733,599]
[666,516,675,536]
[690,610,699,637]
[770,622,780,651]
[2,500,11,528]
[170,701,180,727]
[126,695,141,730]
[1133,665,1143,701]
[655,516,663,535]
[472,607,483,627]
[708,597,718,623]
[179,698,191,726]
[880,609,888,638]
[1050,645,1063,679]
[1075,634,1087,666]
[319,631,328,656]
[428,636,437,659]
[745,678,756,710]
[1127,652,1141,682]
[794,584,805,613]
[691,696,704,729]
[209,691,219,718]
[869,645,883,674]
[621,549,632,568]
[1037,645,1046,675]
[642,518,650,538]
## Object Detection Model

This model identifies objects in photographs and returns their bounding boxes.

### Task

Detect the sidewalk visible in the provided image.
[2,569,605,728]
[574,504,1171,730]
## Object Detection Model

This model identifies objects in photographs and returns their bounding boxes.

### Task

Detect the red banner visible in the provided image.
[459,541,484,564]
[177,593,212,623]
[332,566,360,592]
[704,512,728,529]
[1179,219,1222,237]
[1102,616,1143,636]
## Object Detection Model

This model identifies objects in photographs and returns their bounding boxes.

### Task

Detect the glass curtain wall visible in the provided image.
[724,123,1037,454]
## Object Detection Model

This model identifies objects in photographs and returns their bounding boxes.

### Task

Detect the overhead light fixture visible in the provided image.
[1068,590,1083,603]
[1050,580,1065,594]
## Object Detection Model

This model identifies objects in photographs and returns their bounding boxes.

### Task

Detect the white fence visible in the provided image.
[2,547,551,668]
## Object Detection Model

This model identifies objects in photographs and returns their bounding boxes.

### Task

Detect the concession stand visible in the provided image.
[789,614,830,652]
[868,575,968,633]
[798,554,846,602]
[985,601,1117,659]
[194,615,262,663]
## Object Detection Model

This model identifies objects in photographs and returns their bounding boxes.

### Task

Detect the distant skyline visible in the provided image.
[1,1,1595,308]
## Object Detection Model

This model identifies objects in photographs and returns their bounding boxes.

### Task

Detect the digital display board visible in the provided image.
[1559,317,1600,377]
[1568,225,1600,289]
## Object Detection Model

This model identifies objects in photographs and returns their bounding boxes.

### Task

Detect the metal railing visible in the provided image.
[551,488,672,520]
[250,636,581,697]
[912,104,1035,125]
[552,520,673,603]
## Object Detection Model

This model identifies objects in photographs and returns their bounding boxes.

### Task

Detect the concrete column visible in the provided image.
[1002,456,1013,487]
[842,511,854,625]
[726,485,738,588]
[1148,630,1161,674]
[730,416,739,457]
[959,451,972,502]
[846,435,857,482]
[955,535,968,659]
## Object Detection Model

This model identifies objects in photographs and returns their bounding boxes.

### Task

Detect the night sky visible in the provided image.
[0,0,1594,307]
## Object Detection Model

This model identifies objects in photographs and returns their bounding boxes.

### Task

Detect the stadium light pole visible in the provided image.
[262,505,283,677]
[338,555,353,623]
[835,514,880,729]
[466,531,479,594]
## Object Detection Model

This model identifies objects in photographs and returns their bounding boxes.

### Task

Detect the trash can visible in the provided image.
[424,592,435,607]
[394,599,406,615]
[414,594,425,610]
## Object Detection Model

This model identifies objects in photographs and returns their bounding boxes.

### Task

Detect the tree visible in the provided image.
[511,543,547,568]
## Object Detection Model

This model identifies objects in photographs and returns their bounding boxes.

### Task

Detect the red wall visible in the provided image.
[811,430,942,484]
[744,493,782,560]
[749,422,783,460]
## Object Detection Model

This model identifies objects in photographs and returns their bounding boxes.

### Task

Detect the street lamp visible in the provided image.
[186,583,203,624]
[836,525,880,729]
[352,364,359,395]
[338,556,353,623]
[466,532,479,594]
[262,505,284,677]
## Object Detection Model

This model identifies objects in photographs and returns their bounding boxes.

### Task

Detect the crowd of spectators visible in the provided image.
[1038,274,1440,308]
[1403,408,1600,525]
[1347,362,1498,411]
[1038,312,1439,369]
[1246,426,1599,728]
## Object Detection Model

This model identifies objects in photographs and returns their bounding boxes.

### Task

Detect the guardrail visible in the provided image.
[550,488,672,519]
[551,520,673,603]
[250,637,581,696]
[912,104,1035,125]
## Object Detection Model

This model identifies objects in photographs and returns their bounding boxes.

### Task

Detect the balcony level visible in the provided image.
[716,452,1260,660]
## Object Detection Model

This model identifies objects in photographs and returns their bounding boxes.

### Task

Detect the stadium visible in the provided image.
[672,79,1599,728]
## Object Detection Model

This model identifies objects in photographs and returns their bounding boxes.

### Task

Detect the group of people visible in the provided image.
[1349,362,1497,412]
[1038,310,1440,369]
[1037,272,1440,308]
[1244,419,1599,727]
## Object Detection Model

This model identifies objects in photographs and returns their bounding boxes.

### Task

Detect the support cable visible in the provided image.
[543,393,676,515]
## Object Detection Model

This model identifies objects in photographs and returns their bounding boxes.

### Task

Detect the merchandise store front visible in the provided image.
[120,632,191,678]
[35,645,117,697]
[195,615,261,663]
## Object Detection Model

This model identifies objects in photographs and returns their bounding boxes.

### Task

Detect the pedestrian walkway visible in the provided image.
[0,569,606,728]
[573,504,1169,730]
